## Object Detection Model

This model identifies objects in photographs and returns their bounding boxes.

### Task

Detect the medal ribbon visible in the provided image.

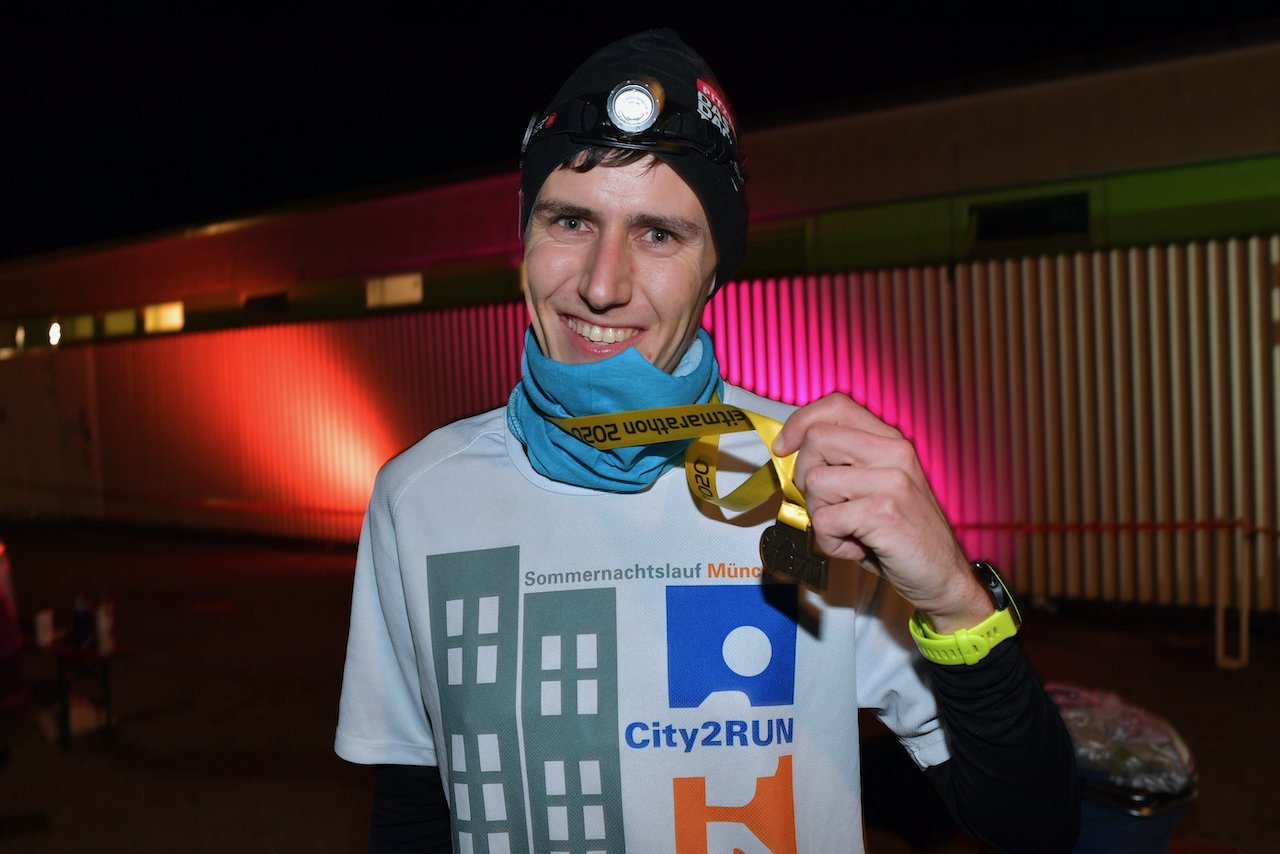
[550,397,813,533]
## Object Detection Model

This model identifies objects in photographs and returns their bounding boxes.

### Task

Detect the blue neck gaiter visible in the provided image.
[507,328,723,492]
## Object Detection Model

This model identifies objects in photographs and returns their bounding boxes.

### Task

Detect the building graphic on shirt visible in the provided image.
[429,548,623,854]
[428,546,531,854]
[428,551,797,854]
[522,588,623,854]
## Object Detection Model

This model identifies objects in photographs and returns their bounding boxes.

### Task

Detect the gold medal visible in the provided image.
[553,396,829,591]
[760,522,828,591]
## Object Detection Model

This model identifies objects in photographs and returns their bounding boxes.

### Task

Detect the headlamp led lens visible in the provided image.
[607,81,660,135]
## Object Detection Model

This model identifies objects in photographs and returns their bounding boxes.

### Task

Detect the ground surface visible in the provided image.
[0,519,1274,853]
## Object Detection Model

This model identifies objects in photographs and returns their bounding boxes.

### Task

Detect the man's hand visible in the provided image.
[772,394,992,633]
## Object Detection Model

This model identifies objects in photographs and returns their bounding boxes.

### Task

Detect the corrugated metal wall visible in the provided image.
[707,237,1279,626]
[0,302,528,542]
[2,238,1276,628]
[949,239,1277,612]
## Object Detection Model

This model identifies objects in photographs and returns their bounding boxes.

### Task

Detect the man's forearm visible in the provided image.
[922,639,1080,854]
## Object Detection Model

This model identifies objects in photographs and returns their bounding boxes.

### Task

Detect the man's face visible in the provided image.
[523,157,718,374]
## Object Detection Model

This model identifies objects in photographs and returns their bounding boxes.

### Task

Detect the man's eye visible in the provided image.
[560,217,581,230]
[649,229,671,243]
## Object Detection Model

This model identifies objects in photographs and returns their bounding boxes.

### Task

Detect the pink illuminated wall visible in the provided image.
[0,275,960,544]
[703,272,964,537]
[5,244,1277,615]
[0,302,529,541]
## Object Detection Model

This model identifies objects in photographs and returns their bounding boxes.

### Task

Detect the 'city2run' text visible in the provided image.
[624,718,794,752]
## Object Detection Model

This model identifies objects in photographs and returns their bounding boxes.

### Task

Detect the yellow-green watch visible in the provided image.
[909,561,1022,666]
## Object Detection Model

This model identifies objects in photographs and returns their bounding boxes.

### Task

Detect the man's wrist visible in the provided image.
[918,559,998,634]
[909,562,1021,666]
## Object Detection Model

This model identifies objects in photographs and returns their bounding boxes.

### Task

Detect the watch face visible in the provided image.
[974,561,1021,625]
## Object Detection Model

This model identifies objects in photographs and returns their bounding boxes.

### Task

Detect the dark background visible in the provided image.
[3,9,1278,263]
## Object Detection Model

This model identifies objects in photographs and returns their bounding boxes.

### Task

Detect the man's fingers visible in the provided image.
[805,481,969,606]
[803,463,920,526]
[806,488,914,567]
[788,423,920,493]
[772,393,900,457]
[768,395,974,619]
[805,463,947,547]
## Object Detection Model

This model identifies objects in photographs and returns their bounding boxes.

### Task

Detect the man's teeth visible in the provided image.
[566,318,639,344]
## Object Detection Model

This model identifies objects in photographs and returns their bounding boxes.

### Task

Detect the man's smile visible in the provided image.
[563,316,641,345]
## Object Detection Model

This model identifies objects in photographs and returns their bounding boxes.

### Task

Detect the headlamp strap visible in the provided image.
[524,91,734,168]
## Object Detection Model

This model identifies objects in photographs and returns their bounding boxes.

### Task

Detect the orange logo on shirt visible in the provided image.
[673,754,796,854]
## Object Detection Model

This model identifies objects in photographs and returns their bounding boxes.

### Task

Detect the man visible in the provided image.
[337,30,1079,854]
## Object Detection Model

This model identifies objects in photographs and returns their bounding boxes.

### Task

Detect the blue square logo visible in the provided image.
[666,584,798,708]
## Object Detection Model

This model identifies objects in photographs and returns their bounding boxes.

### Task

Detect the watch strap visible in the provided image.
[909,606,1019,665]
[909,561,1020,666]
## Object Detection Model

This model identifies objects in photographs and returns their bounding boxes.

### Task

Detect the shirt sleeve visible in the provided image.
[923,637,1081,854]
[853,576,952,768]
[369,764,452,854]
[336,483,439,767]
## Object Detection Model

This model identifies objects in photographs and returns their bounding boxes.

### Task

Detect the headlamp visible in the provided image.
[606,79,662,134]
[521,79,743,192]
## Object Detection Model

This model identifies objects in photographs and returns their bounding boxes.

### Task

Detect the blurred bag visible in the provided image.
[1046,682,1194,795]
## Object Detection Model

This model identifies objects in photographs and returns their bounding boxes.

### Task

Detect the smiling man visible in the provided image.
[337,30,1079,854]
[523,159,716,373]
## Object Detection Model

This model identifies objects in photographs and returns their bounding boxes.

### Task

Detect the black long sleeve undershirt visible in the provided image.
[369,764,452,854]
[367,638,1080,854]
[922,637,1081,854]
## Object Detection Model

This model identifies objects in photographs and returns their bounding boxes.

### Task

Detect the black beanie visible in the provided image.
[520,29,746,292]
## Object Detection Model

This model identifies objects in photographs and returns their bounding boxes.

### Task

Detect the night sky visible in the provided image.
[3,10,1278,264]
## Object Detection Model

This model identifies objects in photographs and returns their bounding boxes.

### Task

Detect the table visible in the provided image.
[43,640,139,751]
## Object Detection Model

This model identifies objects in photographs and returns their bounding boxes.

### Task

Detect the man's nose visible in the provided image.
[580,229,631,312]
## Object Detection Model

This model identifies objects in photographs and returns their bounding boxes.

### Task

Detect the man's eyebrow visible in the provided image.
[628,213,705,238]
[531,199,595,222]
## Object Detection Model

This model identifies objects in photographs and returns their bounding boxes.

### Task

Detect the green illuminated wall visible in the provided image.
[739,153,1280,276]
